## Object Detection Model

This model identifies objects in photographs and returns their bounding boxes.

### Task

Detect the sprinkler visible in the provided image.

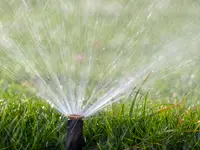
[66,114,85,150]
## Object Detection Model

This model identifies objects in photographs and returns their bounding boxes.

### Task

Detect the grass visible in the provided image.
[1,84,200,150]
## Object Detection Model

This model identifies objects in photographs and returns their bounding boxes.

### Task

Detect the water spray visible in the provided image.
[66,115,85,150]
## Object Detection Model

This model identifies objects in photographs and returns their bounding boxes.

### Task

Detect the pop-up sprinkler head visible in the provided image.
[66,114,85,150]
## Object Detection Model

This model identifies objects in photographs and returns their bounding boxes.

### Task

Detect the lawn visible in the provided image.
[1,83,200,150]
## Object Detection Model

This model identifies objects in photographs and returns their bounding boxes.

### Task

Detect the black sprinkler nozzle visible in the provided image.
[66,115,85,150]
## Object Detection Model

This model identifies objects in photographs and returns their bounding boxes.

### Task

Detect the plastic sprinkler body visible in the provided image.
[66,115,85,150]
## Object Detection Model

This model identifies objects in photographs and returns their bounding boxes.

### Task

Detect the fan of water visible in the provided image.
[0,0,200,117]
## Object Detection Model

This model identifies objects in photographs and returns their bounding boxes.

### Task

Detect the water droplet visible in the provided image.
[191,74,195,79]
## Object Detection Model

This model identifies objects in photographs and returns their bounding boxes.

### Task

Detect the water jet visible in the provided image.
[0,0,200,149]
